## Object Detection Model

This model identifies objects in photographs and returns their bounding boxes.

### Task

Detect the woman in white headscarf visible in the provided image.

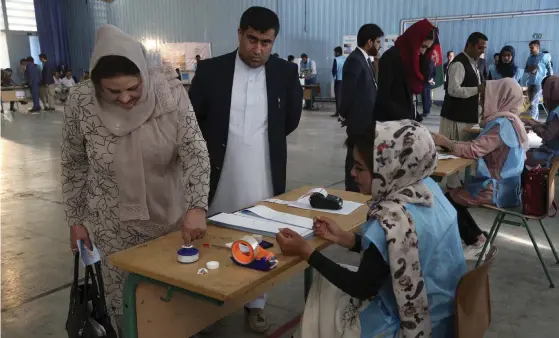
[276,120,466,338]
[61,25,210,328]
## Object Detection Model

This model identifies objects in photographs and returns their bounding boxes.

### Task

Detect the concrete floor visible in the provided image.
[1,102,558,338]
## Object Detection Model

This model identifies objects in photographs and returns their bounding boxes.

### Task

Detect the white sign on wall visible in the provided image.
[159,42,212,71]
[381,35,399,56]
[342,35,357,56]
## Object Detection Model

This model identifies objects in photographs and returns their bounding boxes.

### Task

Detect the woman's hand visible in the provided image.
[276,228,313,260]
[313,216,356,249]
[431,133,453,150]
[313,216,342,243]
[182,208,207,245]
[70,225,93,253]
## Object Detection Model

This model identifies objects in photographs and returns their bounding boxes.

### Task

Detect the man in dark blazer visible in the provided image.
[188,7,302,332]
[338,23,384,192]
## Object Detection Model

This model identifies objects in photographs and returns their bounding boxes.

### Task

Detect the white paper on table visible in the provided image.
[238,205,313,229]
[527,131,542,149]
[471,124,481,130]
[287,189,363,215]
[208,213,313,238]
[437,153,460,160]
[264,198,290,205]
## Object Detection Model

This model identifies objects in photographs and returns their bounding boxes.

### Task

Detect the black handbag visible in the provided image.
[66,252,118,338]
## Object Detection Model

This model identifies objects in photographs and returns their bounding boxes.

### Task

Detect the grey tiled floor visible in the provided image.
[1,103,558,338]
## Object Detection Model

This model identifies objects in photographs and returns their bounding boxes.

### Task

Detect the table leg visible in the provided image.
[464,165,472,185]
[304,267,313,301]
[123,273,142,338]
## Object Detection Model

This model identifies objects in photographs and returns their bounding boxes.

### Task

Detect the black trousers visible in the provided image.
[445,193,483,245]
[345,145,359,192]
[334,80,342,115]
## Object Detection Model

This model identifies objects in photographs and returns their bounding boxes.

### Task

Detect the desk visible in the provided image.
[1,86,31,102]
[110,186,369,338]
[302,84,320,109]
[432,157,475,185]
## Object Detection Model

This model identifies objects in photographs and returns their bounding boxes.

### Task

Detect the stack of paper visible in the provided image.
[209,205,314,238]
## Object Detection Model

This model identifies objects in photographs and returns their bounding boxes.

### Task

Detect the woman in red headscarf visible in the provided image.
[374,19,437,122]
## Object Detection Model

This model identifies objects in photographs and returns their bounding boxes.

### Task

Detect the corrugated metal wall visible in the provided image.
[64,0,559,91]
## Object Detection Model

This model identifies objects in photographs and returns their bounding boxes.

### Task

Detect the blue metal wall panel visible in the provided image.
[64,0,559,93]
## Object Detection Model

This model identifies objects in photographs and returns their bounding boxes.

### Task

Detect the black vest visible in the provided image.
[441,53,480,124]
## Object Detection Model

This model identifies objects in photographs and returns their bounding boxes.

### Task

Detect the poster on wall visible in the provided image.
[159,42,211,71]
[380,35,398,56]
[342,35,357,56]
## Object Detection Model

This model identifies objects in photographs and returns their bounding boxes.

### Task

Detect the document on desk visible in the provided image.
[237,205,313,229]
[209,213,314,238]
[437,153,460,160]
[287,188,363,215]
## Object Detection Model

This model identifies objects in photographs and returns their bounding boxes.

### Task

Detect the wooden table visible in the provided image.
[432,157,475,184]
[110,186,369,338]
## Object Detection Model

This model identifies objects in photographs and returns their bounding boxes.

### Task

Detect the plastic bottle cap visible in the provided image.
[206,261,220,270]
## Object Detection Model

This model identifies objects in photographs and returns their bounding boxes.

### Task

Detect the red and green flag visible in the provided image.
[428,24,444,88]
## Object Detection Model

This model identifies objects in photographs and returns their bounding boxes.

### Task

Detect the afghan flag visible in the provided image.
[428,32,444,88]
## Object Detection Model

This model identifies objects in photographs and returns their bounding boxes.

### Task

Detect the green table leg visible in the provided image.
[122,273,142,338]
[464,164,472,185]
[304,267,313,301]
[122,273,224,338]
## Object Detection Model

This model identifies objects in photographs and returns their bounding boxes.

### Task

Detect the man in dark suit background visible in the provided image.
[338,23,384,192]
[188,7,302,332]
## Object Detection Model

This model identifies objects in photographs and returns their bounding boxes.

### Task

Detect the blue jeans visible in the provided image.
[528,85,542,120]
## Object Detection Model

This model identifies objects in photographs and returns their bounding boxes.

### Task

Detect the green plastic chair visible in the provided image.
[474,157,559,288]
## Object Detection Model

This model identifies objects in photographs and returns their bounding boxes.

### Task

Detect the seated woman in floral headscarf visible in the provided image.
[432,78,528,259]
[276,120,466,338]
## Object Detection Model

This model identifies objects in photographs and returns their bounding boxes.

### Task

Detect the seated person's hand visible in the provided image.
[313,216,343,244]
[431,133,453,150]
[523,119,539,127]
[276,228,313,260]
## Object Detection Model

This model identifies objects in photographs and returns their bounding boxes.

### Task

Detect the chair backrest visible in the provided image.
[547,157,559,213]
[454,246,498,338]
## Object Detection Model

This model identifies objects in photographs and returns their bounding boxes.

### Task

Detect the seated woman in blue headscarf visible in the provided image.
[275,120,467,338]
[525,75,559,167]
[492,46,523,82]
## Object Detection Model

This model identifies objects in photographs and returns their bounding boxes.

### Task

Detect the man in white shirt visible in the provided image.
[60,70,76,88]
[300,53,318,109]
[440,32,487,188]
[189,6,302,333]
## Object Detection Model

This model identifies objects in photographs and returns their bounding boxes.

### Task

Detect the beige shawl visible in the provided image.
[90,24,184,225]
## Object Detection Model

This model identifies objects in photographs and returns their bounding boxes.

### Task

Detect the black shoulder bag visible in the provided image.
[66,252,118,338]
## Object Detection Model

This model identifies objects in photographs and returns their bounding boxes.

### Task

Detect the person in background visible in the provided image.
[175,68,181,80]
[493,46,522,82]
[194,54,201,72]
[39,54,56,111]
[331,46,346,117]
[1,68,17,112]
[273,53,280,58]
[188,7,302,333]
[433,78,528,259]
[477,52,489,82]
[300,53,317,109]
[81,70,90,82]
[287,54,295,63]
[277,120,466,338]
[61,70,76,88]
[24,57,42,112]
[525,40,554,120]
[443,50,455,88]
[421,57,436,118]
[542,51,553,75]
[18,58,26,82]
[339,23,384,192]
[375,18,437,122]
[440,32,487,189]
[63,25,210,336]
[488,53,499,80]
[525,75,559,167]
